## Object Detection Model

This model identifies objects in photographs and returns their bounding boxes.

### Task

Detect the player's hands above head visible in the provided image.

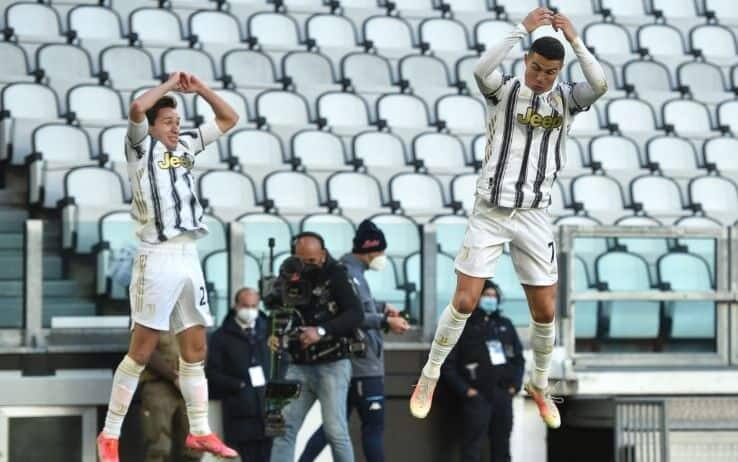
[177,72,206,94]
[522,7,554,33]
[552,13,577,42]
[165,71,183,91]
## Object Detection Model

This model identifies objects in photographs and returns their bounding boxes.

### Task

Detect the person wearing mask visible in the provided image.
[207,288,272,462]
[300,220,410,462]
[140,332,203,462]
[442,280,525,462]
[269,232,364,462]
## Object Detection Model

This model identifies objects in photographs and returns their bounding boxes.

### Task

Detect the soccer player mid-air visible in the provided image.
[96,72,240,461]
[410,8,607,428]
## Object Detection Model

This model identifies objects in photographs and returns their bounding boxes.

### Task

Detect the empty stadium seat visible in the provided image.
[389,172,452,217]
[327,171,386,220]
[95,210,136,299]
[404,251,456,320]
[228,128,285,168]
[549,180,568,216]
[717,101,738,135]
[305,13,361,50]
[35,44,98,104]
[263,170,326,216]
[248,13,304,50]
[399,54,455,103]
[689,24,737,66]
[316,91,372,131]
[430,213,466,255]
[703,137,738,171]
[61,166,126,253]
[130,8,191,48]
[636,23,688,59]
[613,214,670,261]
[678,61,730,102]
[256,90,313,128]
[419,18,471,53]
[413,132,469,173]
[222,50,280,91]
[570,174,630,223]
[291,129,348,170]
[67,84,125,126]
[376,93,433,129]
[474,20,525,58]
[630,175,686,217]
[704,0,738,25]
[370,213,421,266]
[657,251,715,340]
[68,5,125,43]
[197,214,228,264]
[5,2,69,44]
[554,214,608,270]
[300,213,355,257]
[569,105,603,136]
[203,250,261,322]
[450,172,476,212]
[0,42,32,84]
[563,137,586,171]
[583,22,635,65]
[645,135,700,171]
[673,215,720,276]
[340,52,397,94]
[161,48,220,88]
[662,99,717,138]
[363,16,419,57]
[364,256,407,310]
[568,59,622,99]
[194,89,250,128]
[198,170,261,222]
[236,212,293,257]
[188,10,242,45]
[588,135,643,170]
[100,46,159,91]
[605,98,659,134]
[622,59,679,108]
[352,131,407,168]
[436,94,486,134]
[1,82,63,166]
[573,255,598,340]
[599,0,648,24]
[688,175,738,223]
[282,51,343,103]
[28,123,95,208]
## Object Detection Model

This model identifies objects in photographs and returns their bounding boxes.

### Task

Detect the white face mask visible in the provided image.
[237,308,259,325]
[369,254,387,271]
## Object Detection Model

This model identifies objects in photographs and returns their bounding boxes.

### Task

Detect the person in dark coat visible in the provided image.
[206,287,272,461]
[442,280,525,462]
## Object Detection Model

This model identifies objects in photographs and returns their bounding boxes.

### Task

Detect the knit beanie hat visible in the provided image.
[352,220,387,254]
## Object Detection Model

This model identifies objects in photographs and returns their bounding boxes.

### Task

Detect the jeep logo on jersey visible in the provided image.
[517,107,562,129]
[158,152,194,170]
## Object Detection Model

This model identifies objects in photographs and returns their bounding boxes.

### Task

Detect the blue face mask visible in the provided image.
[479,296,498,313]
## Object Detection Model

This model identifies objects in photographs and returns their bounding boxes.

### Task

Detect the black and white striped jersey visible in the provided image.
[473,24,608,209]
[477,77,584,209]
[125,118,222,244]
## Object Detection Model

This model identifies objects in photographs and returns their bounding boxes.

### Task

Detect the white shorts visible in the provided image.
[129,239,213,333]
[454,197,558,286]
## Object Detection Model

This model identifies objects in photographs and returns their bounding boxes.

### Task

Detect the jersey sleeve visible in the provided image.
[564,37,608,115]
[474,23,527,103]
[192,121,223,154]
[125,117,150,162]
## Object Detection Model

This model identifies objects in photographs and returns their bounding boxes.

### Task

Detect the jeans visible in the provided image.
[299,376,385,462]
[269,359,354,462]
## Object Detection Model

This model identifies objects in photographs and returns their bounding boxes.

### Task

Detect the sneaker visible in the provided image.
[97,433,119,462]
[525,383,562,429]
[409,373,438,419]
[185,433,238,458]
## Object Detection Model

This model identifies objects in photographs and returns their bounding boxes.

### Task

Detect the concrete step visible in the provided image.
[0,231,63,251]
[0,189,25,206]
[0,255,63,279]
[0,297,97,328]
[0,208,28,232]
[0,280,83,297]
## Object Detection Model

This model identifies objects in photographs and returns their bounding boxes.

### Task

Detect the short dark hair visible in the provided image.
[291,231,326,254]
[481,279,503,304]
[145,95,177,125]
[529,37,565,62]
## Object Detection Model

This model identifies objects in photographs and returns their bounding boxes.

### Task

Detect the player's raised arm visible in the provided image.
[553,13,608,105]
[129,72,182,123]
[180,73,239,134]
[474,7,553,96]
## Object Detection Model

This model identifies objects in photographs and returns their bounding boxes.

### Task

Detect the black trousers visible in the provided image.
[461,389,514,462]
[235,438,272,462]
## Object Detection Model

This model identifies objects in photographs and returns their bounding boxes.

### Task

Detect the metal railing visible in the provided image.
[615,399,669,462]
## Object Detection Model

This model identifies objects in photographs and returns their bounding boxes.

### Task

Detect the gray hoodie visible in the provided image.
[341,253,386,378]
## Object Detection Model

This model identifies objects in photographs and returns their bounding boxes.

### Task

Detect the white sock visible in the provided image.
[179,358,211,435]
[422,304,470,379]
[530,319,555,390]
[102,355,144,438]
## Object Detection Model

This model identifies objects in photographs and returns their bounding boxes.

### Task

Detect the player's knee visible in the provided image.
[453,290,480,314]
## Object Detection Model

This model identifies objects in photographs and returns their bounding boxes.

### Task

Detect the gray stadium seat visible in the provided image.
[554,214,608,272]
[399,55,455,104]
[198,170,261,222]
[352,131,407,168]
[677,61,730,104]
[340,52,397,95]
[563,137,586,172]
[68,5,124,41]
[475,20,525,58]
[222,50,279,92]
[569,105,604,136]
[188,10,242,45]
[291,129,348,171]
[570,174,629,223]
[703,137,738,171]
[248,13,303,50]
[376,93,432,129]
[370,213,421,268]
[672,215,720,281]
[435,94,486,134]
[95,209,136,299]
[568,59,621,98]
[605,98,659,134]
[716,101,738,136]
[197,214,227,264]
[703,0,738,25]
[61,166,126,253]
[306,13,360,49]
[636,23,688,61]
[327,171,386,220]
[364,255,407,311]
[5,2,69,44]
[363,16,419,57]
[130,7,191,48]
[645,135,700,171]
[413,132,469,173]
[689,24,737,66]
[622,59,679,109]
[300,213,356,257]
[662,99,717,138]
[282,51,343,104]
[0,42,32,84]
[29,123,95,208]
[66,84,125,126]
[599,0,648,25]
[161,48,220,88]
[613,214,670,263]
[1,82,63,166]
[317,91,372,131]
[228,128,285,169]
[263,170,326,216]
[419,18,471,53]
[203,250,261,323]
[194,89,250,128]
[588,135,643,171]
[450,172,476,213]
[236,212,293,257]
[100,46,159,91]
[35,44,98,106]
[583,22,635,65]
[688,175,738,224]
[256,90,313,127]
[389,172,452,218]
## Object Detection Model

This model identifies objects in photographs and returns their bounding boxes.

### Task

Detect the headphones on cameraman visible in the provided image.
[290,231,326,255]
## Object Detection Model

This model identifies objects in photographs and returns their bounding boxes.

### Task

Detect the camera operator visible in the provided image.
[300,219,409,462]
[269,232,364,462]
[206,288,271,462]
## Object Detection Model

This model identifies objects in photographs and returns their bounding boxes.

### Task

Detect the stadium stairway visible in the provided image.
[0,172,96,327]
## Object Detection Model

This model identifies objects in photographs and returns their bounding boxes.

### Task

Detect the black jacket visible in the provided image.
[206,311,271,442]
[442,309,525,402]
[294,255,364,338]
